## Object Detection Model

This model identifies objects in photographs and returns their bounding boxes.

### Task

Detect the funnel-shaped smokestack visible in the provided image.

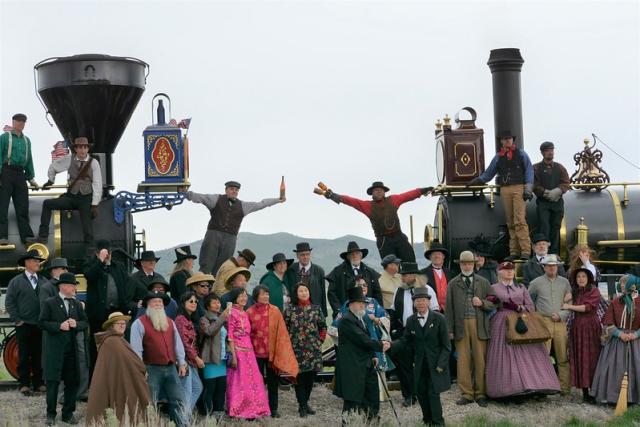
[35,54,148,189]
[487,48,524,152]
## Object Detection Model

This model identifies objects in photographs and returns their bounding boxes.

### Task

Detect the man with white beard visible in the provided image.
[130,291,188,427]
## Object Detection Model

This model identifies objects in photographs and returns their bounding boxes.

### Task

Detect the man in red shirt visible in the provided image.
[325,181,433,262]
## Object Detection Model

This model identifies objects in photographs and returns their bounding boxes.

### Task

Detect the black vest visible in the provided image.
[207,195,244,235]
[369,198,401,237]
[539,162,562,190]
[496,148,525,186]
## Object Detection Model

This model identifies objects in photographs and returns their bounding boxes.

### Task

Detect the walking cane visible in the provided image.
[376,366,400,426]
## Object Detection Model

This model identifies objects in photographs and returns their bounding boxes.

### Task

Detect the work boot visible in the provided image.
[305,404,316,415]
[456,397,474,405]
[298,405,308,418]
[19,386,32,396]
[25,236,48,245]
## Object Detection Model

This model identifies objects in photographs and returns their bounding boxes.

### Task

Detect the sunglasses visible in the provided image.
[197,283,210,288]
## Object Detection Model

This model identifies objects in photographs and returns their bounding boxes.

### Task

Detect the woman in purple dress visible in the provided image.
[485,262,560,399]
[225,288,270,419]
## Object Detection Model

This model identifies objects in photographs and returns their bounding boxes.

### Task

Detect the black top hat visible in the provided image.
[347,286,367,303]
[18,249,46,267]
[12,113,27,122]
[293,242,313,253]
[400,262,421,275]
[366,181,390,196]
[532,233,550,244]
[497,130,516,141]
[340,241,369,261]
[266,253,294,270]
[146,276,170,291]
[468,234,494,258]
[143,290,170,307]
[540,141,555,152]
[95,239,111,251]
[173,245,197,264]
[57,272,79,286]
[424,242,449,259]
[225,180,241,189]
[237,249,256,266]
[46,257,69,271]
[411,287,432,300]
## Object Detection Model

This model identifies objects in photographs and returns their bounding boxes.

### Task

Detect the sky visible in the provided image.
[1,0,639,250]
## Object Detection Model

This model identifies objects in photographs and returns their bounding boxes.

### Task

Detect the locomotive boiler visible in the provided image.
[427,48,640,277]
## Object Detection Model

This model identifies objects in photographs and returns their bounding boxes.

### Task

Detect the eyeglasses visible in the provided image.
[114,321,127,326]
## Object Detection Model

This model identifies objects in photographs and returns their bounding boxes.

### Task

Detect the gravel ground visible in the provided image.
[0,382,616,426]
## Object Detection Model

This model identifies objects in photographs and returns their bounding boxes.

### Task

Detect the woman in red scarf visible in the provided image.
[247,285,299,418]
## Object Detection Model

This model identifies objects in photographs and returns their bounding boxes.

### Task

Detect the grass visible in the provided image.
[0,360,11,381]
[452,407,640,427]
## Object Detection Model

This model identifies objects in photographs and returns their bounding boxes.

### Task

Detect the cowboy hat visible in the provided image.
[424,242,449,259]
[366,181,390,196]
[135,250,160,269]
[173,245,197,263]
[186,272,216,287]
[143,290,170,307]
[540,254,562,266]
[18,249,46,267]
[266,253,294,270]
[340,241,369,261]
[102,311,131,330]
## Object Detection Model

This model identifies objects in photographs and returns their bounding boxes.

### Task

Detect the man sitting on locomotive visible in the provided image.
[27,136,102,246]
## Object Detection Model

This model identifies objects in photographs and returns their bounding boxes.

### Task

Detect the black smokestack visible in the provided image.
[487,48,525,152]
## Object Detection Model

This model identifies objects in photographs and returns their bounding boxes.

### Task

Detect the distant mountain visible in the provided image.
[155,232,429,285]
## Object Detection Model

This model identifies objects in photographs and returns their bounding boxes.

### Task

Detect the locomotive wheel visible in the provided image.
[2,330,19,380]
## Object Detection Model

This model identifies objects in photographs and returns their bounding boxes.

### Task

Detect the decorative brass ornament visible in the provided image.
[570,137,610,191]
[460,153,471,166]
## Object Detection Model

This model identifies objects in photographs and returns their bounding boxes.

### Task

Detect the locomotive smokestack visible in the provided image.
[487,48,525,152]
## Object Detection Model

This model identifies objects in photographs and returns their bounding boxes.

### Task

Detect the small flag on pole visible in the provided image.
[2,125,12,132]
[169,118,178,126]
[51,140,69,161]
[178,118,191,129]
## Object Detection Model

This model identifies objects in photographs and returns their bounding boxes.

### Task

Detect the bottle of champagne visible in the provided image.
[318,182,328,192]
[280,176,286,199]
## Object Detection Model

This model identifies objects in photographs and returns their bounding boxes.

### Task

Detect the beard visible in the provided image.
[147,307,168,332]
[350,307,366,318]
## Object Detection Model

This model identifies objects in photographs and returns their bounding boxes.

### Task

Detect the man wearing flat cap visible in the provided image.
[28,136,102,247]
[0,113,38,245]
[324,181,433,262]
[468,130,534,261]
[533,141,570,255]
[183,180,284,274]
[285,242,328,316]
[39,272,88,425]
[212,248,255,297]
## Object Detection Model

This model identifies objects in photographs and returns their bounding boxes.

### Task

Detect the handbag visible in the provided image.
[506,310,550,344]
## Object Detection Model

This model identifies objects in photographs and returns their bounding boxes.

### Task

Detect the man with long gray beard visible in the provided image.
[130,291,188,427]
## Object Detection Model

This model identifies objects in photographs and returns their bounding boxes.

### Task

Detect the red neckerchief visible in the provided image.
[498,145,515,160]
[298,299,311,308]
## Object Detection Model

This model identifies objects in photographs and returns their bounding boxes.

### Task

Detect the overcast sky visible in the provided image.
[1,0,638,250]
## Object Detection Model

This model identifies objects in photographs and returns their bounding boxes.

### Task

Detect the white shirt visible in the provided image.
[48,153,103,206]
[433,268,444,279]
[392,285,440,326]
[59,292,70,315]
[351,264,361,276]
[417,309,429,327]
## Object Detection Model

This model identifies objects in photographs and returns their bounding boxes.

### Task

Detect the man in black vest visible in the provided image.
[183,181,284,274]
[469,130,534,261]
[39,272,88,426]
[324,181,433,262]
[284,242,328,317]
[533,141,570,255]
[29,137,102,246]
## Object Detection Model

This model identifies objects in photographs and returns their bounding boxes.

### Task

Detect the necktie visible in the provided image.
[64,298,73,315]
[30,275,37,286]
[463,276,471,287]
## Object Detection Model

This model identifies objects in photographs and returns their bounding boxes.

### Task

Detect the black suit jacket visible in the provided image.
[326,261,382,317]
[522,257,566,287]
[83,256,132,321]
[285,262,328,317]
[39,295,88,381]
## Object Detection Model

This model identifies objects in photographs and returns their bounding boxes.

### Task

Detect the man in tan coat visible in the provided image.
[444,251,495,407]
[212,249,255,296]
[378,254,402,310]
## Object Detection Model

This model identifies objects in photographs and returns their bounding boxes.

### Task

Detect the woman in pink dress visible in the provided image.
[225,288,270,419]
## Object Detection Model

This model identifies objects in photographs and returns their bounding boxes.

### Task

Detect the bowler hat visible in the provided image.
[237,249,256,266]
[411,287,432,300]
[497,130,516,141]
[340,241,369,260]
[225,180,241,189]
[95,239,111,251]
[18,249,46,267]
[532,233,550,244]
[57,272,79,286]
[381,254,402,267]
[173,245,197,263]
[455,250,476,264]
[12,113,26,122]
[102,311,131,331]
[143,290,170,307]
[540,141,555,152]
[540,254,562,266]
[366,181,390,196]
[400,262,421,275]
[293,242,313,253]
[146,276,170,291]
[347,286,367,303]
[46,257,69,271]
[186,272,216,287]
[424,242,449,259]
[266,253,294,270]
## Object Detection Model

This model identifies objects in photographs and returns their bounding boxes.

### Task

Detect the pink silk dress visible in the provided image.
[226,306,271,419]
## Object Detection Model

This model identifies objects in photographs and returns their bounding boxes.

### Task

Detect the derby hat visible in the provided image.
[400,262,421,275]
[540,141,555,152]
[293,242,313,253]
[143,290,170,307]
[366,181,390,196]
[411,287,432,300]
[57,272,79,286]
[225,180,241,189]
[173,245,197,263]
[347,286,367,303]
[18,249,46,267]
[455,250,476,264]
[237,249,256,266]
[340,241,369,261]
[424,242,449,259]
[381,254,401,267]
[532,233,550,244]
[186,272,216,287]
[102,311,131,331]
[266,253,294,270]
[45,257,69,271]
[540,254,562,266]
[146,276,170,291]
[497,130,516,141]
[225,267,252,288]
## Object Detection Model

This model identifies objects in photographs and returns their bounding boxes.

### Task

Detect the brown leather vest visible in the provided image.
[207,195,244,235]
[140,315,177,365]
[369,197,401,237]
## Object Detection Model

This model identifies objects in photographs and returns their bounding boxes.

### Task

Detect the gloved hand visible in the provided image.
[420,186,435,195]
[324,189,341,204]
[90,205,99,219]
[543,189,551,200]
[42,180,54,191]
[523,183,534,201]
[467,177,484,187]
[28,179,39,191]
[546,187,563,202]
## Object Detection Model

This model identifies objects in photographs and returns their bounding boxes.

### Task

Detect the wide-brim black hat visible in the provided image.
[237,249,256,266]
[45,257,69,271]
[173,245,197,263]
[366,181,390,196]
[135,250,160,269]
[340,241,369,260]
[18,249,46,267]
[146,276,170,291]
[143,291,170,307]
[424,243,449,259]
[400,262,421,275]
[347,286,367,303]
[266,252,294,270]
[293,242,313,253]
[497,130,516,141]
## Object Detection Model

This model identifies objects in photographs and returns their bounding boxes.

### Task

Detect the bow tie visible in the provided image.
[433,267,442,270]
[64,297,73,301]
[417,315,426,319]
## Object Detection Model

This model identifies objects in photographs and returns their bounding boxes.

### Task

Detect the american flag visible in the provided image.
[178,118,192,129]
[169,118,178,126]
[51,140,69,161]
[2,125,12,132]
